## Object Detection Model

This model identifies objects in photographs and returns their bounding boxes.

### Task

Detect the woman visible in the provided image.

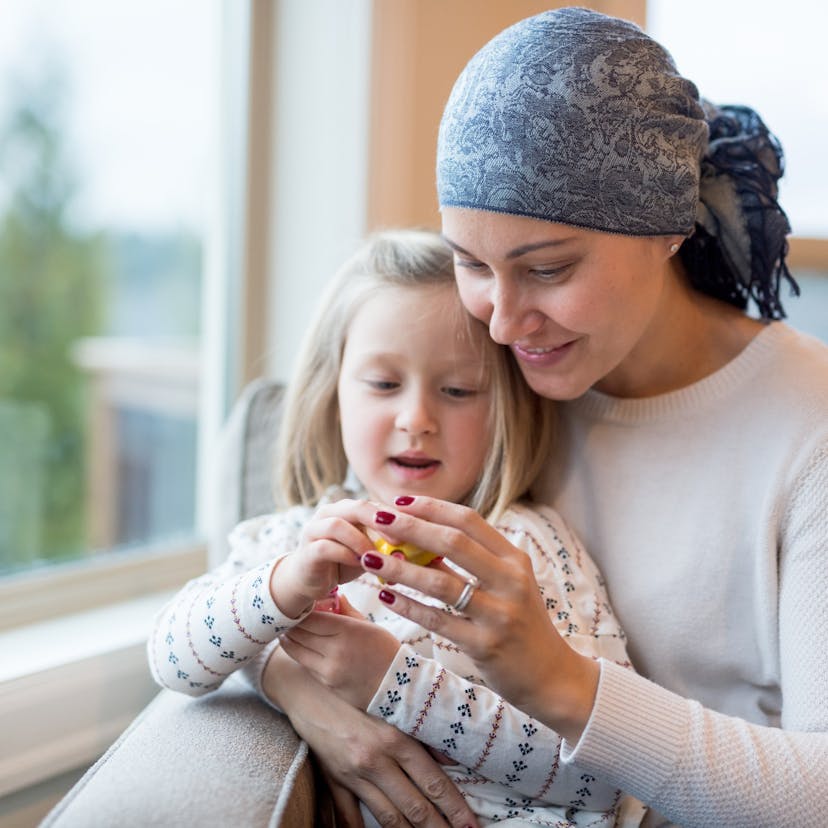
[265,8,828,828]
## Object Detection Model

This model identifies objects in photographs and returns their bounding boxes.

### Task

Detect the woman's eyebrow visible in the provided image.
[441,235,571,260]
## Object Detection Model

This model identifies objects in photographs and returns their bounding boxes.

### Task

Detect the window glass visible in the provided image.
[648,1,827,238]
[647,2,828,342]
[0,1,216,574]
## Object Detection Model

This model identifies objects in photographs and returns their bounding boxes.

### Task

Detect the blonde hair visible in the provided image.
[275,228,555,521]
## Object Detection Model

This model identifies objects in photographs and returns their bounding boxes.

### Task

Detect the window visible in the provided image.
[0,1,218,596]
[647,1,828,341]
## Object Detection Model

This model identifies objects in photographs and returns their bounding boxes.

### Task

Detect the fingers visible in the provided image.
[305,499,385,556]
[289,665,478,828]
[313,498,495,570]
[327,733,455,828]
[323,776,364,828]
[364,550,486,612]
[393,738,479,828]
[332,592,364,619]
[302,522,371,563]
[370,586,485,658]
[390,495,510,556]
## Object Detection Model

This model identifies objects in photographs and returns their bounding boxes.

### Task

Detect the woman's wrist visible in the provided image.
[532,650,600,745]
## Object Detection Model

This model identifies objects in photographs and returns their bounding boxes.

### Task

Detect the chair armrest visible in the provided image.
[40,678,316,827]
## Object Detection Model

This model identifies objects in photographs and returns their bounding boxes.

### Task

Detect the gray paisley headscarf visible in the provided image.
[437,7,797,319]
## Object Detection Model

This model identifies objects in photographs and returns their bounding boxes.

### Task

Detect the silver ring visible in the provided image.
[451,576,479,612]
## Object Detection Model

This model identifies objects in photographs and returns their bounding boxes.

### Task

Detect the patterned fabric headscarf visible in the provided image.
[437,7,797,319]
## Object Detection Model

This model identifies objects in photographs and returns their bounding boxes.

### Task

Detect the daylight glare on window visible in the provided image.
[648,0,828,341]
[0,1,216,575]
[648,1,826,239]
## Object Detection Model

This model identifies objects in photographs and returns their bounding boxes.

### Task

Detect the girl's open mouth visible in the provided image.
[390,456,441,478]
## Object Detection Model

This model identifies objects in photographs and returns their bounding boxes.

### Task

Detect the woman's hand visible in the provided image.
[345,496,600,743]
[280,593,401,710]
[262,646,479,828]
[269,499,377,618]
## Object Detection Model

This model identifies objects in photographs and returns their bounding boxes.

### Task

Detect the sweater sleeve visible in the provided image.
[147,510,312,696]
[562,443,828,828]
[366,503,631,811]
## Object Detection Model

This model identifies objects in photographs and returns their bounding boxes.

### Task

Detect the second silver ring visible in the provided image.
[452,575,479,612]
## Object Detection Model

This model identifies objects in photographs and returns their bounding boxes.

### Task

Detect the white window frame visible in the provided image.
[0,0,374,815]
[0,0,249,805]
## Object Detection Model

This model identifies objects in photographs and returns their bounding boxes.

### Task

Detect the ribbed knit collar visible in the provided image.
[567,321,790,423]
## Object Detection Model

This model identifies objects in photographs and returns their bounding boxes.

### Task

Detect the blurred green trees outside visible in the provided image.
[0,57,204,575]
[0,68,105,569]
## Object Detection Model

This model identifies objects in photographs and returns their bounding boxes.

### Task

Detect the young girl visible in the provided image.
[148,230,639,827]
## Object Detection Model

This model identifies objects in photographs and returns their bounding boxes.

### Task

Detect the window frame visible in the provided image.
[0,0,259,807]
[1,0,377,811]
[0,543,205,632]
[0,0,257,616]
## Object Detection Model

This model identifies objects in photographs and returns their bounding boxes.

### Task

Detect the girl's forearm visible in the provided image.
[366,644,620,810]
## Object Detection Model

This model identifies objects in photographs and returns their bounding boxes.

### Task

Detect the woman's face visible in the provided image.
[441,207,679,399]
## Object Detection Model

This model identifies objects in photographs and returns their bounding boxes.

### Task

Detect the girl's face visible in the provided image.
[441,207,681,399]
[337,283,492,506]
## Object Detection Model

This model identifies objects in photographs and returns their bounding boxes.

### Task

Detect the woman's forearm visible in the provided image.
[566,661,828,828]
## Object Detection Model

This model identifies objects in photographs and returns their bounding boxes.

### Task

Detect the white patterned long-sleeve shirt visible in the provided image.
[148,499,637,827]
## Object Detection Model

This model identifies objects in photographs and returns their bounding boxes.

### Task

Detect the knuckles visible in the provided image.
[416,603,450,634]
[402,800,432,824]
[346,742,385,776]
[422,773,452,799]
[376,811,406,828]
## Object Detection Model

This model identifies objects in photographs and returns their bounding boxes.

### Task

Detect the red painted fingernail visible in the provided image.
[378,590,396,605]
[395,495,415,506]
[362,552,384,570]
[375,510,396,525]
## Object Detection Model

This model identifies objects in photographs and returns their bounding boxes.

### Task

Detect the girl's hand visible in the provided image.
[262,647,479,828]
[269,499,377,618]
[280,594,401,710]
[347,496,600,744]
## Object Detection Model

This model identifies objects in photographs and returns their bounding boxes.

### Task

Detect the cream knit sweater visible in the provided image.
[535,322,828,827]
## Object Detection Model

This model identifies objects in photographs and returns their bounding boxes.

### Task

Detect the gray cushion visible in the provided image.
[211,378,285,567]
[40,678,316,827]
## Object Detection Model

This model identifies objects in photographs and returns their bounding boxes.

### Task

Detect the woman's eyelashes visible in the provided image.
[529,265,570,280]
[454,257,489,273]
[454,255,571,281]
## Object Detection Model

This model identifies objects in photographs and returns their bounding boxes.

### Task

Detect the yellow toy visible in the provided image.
[372,537,439,570]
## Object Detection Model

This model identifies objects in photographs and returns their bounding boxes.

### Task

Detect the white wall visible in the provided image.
[266,0,373,382]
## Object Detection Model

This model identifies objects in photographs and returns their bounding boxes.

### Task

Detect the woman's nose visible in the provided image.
[487,278,544,345]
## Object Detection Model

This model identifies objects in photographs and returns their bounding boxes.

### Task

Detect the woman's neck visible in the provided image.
[595,263,766,399]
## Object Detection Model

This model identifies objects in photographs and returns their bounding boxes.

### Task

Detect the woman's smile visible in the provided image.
[511,339,578,367]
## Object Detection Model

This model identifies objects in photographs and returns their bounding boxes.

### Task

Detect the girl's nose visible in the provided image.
[395,391,437,435]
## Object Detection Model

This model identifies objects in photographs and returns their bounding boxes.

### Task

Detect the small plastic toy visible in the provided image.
[371,538,440,584]
[372,537,439,568]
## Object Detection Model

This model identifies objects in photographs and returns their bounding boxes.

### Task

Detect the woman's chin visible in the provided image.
[522,369,594,401]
